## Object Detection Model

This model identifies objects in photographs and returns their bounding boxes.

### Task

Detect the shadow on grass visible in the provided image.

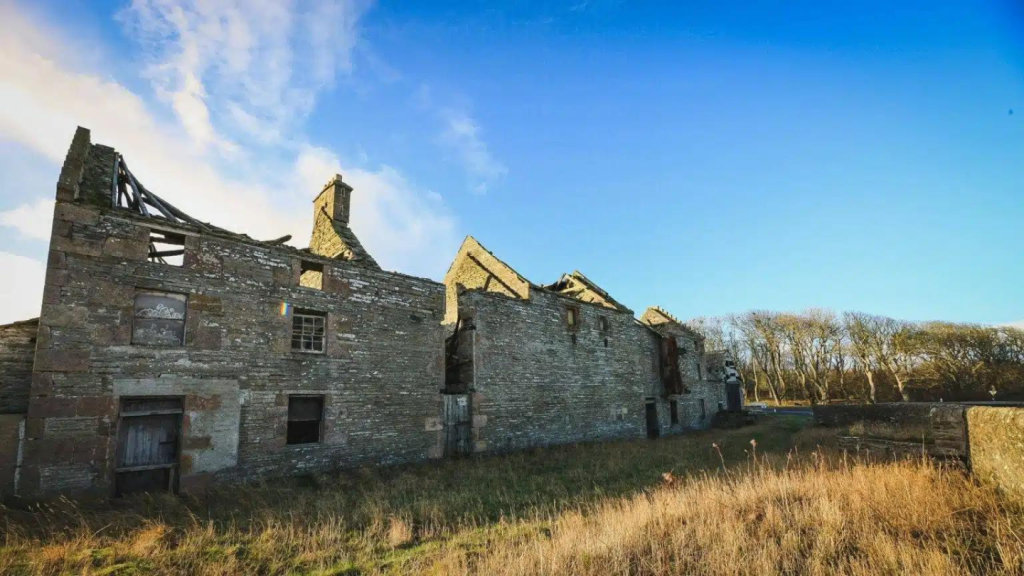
[4,417,823,535]
[0,416,837,574]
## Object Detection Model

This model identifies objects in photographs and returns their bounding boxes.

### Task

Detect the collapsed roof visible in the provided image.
[73,126,377,269]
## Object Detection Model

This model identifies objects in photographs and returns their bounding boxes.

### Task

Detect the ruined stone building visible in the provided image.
[0,127,730,499]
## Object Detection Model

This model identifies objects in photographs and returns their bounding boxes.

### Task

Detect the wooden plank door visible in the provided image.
[116,398,182,495]
[442,394,472,457]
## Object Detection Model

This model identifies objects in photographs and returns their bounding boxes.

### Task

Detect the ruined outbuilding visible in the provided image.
[0,127,732,499]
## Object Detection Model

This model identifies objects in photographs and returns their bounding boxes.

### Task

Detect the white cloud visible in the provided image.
[120,0,370,148]
[0,198,53,241]
[439,109,507,194]
[0,252,45,324]
[1002,321,1024,330]
[295,146,458,274]
[415,84,506,194]
[0,0,459,288]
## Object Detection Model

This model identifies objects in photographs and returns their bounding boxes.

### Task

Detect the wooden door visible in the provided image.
[116,398,182,495]
[442,394,472,457]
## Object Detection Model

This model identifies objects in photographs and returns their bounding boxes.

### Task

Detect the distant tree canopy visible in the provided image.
[688,311,1024,404]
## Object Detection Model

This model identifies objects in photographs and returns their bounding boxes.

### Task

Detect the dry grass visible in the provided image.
[847,420,935,443]
[1,418,1021,575]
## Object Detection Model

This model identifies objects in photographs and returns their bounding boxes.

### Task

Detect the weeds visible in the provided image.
[0,419,1020,575]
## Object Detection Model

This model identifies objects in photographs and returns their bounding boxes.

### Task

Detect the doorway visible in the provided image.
[115,398,183,496]
[645,399,660,439]
[442,394,473,457]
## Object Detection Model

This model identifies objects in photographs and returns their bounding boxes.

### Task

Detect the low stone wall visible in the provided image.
[966,407,1024,503]
[0,414,25,499]
[813,403,968,458]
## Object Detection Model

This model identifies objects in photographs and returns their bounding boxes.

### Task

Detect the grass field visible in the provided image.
[2,416,1022,575]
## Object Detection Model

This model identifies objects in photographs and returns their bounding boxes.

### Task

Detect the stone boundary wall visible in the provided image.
[966,407,1024,503]
[812,403,968,458]
[815,404,1024,503]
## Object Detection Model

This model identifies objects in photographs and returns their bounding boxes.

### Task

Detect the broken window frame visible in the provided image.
[291,309,327,354]
[299,260,325,291]
[147,229,186,266]
[131,290,187,346]
[565,306,580,332]
[286,395,324,445]
[598,316,610,347]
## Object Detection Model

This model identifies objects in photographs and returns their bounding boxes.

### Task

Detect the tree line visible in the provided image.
[689,311,1024,404]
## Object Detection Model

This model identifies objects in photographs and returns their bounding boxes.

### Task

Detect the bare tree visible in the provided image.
[845,312,879,403]
[858,315,918,401]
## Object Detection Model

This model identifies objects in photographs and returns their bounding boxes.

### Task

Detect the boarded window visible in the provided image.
[291,309,326,353]
[132,291,187,346]
[287,395,323,444]
[670,399,679,424]
[299,260,324,290]
[148,229,185,266]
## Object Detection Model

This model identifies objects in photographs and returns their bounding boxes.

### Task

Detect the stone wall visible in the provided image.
[0,414,25,498]
[456,288,723,453]
[966,407,1024,503]
[19,131,446,497]
[7,127,734,498]
[812,403,968,458]
[0,319,38,414]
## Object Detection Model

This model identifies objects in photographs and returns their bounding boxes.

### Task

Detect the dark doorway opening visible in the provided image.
[726,382,743,412]
[645,399,660,439]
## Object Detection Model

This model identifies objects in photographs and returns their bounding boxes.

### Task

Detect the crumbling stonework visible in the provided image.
[1,127,731,498]
[12,128,444,497]
[445,237,727,451]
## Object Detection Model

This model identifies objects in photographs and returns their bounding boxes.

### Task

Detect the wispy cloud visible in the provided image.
[439,108,508,194]
[0,0,460,323]
[416,85,506,194]
[119,0,370,148]
[0,198,52,241]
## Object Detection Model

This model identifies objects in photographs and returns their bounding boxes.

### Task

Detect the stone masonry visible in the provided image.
[444,238,726,453]
[0,319,38,415]
[0,127,731,498]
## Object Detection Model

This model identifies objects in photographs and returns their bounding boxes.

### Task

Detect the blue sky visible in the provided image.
[0,0,1022,326]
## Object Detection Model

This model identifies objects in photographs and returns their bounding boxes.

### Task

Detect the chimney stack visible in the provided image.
[313,174,353,225]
